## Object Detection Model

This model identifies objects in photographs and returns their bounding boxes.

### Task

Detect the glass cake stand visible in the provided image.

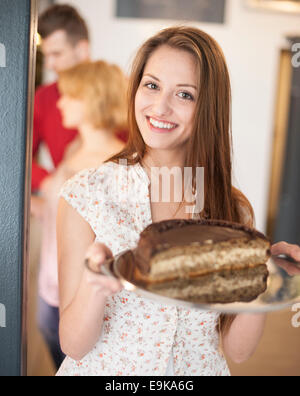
[99,250,300,314]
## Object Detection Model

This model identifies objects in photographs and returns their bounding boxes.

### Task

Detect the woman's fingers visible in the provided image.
[85,242,113,272]
[100,277,123,295]
[271,241,300,262]
[84,242,123,295]
[86,242,113,260]
[85,272,123,295]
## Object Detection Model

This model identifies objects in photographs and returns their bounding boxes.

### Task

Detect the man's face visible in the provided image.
[41,30,86,73]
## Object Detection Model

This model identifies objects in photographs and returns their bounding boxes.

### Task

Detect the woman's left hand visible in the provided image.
[271,242,300,276]
[271,241,300,262]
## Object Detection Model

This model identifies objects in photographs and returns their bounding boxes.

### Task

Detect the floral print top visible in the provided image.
[56,159,231,376]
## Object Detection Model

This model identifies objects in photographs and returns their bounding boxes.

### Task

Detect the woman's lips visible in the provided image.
[146,116,178,134]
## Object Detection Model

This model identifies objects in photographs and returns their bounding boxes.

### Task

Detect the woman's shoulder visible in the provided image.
[66,161,118,184]
[59,162,122,221]
[60,161,126,199]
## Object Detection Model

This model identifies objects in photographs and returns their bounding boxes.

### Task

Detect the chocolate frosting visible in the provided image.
[135,218,270,274]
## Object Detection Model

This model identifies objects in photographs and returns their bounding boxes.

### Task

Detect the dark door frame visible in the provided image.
[0,0,37,376]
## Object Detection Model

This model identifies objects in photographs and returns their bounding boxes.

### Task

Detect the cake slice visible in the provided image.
[132,219,271,304]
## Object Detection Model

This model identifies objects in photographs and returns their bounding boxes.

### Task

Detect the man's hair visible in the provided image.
[38,4,89,45]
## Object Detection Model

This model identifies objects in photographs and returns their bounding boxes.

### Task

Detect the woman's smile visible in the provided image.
[146,116,179,133]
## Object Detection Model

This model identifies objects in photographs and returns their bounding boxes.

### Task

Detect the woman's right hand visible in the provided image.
[83,242,123,297]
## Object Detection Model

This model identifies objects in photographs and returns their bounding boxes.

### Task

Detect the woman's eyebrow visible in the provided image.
[143,74,197,90]
[177,83,197,90]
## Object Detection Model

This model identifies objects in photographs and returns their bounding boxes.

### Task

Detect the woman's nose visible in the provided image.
[152,91,172,117]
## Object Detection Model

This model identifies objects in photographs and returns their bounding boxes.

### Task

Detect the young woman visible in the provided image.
[36,60,127,369]
[56,26,267,376]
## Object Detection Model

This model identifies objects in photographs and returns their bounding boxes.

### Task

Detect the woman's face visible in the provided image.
[57,94,87,129]
[135,45,198,151]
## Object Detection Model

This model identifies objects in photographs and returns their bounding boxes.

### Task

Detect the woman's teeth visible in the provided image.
[149,117,177,130]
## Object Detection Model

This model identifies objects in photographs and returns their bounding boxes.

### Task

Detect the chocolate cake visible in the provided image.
[132,219,271,304]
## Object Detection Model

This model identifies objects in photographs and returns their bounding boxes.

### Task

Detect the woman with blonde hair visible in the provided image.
[56,26,266,376]
[37,60,127,369]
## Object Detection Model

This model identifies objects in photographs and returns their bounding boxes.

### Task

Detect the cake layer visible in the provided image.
[145,264,269,304]
[147,238,270,281]
[135,219,271,276]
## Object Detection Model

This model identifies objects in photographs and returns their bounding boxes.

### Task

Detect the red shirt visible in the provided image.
[32,82,128,192]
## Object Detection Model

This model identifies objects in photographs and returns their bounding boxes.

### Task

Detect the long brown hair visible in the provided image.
[106,26,255,335]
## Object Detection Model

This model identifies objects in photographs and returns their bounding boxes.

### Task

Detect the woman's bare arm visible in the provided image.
[57,198,122,361]
[222,313,266,363]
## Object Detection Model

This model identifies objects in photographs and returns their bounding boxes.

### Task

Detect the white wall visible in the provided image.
[56,0,300,232]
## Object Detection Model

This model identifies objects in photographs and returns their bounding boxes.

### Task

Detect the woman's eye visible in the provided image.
[145,82,158,90]
[178,92,194,101]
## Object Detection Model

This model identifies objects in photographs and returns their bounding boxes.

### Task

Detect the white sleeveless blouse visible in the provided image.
[56,160,231,376]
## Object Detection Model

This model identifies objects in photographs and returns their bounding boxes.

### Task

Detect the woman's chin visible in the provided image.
[144,142,172,151]
[142,135,175,150]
